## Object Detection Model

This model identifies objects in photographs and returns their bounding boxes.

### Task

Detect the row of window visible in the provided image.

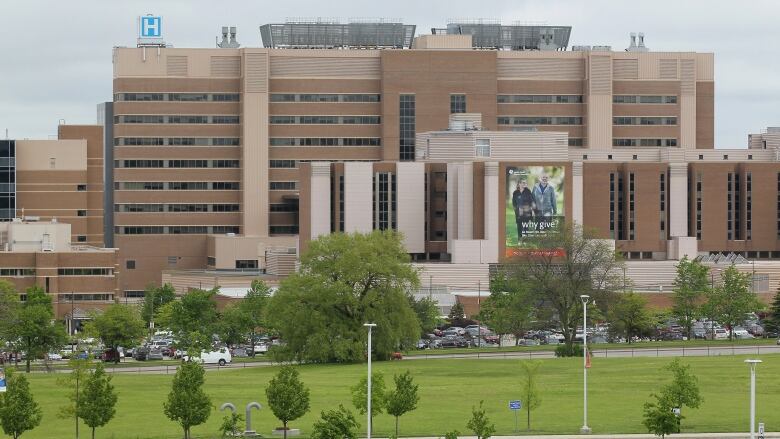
[497,95,583,104]
[116,225,240,235]
[498,116,583,125]
[58,268,113,276]
[269,115,380,125]
[613,116,677,126]
[116,159,239,168]
[115,204,240,213]
[59,294,114,301]
[269,159,297,168]
[613,138,678,147]
[116,182,239,190]
[0,268,35,276]
[114,93,240,102]
[270,138,381,146]
[270,203,299,213]
[270,225,299,234]
[613,95,677,104]
[114,115,239,124]
[269,181,297,190]
[115,137,240,146]
[270,93,380,103]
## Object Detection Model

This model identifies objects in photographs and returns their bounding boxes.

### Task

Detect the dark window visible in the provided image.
[399,95,416,161]
[235,260,258,270]
[450,94,466,114]
[77,184,87,191]
[77,210,87,217]
[126,260,136,269]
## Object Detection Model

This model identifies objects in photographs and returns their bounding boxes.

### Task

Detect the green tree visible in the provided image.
[518,361,542,430]
[385,371,419,437]
[265,366,310,439]
[310,405,360,439]
[498,224,622,348]
[478,288,532,348]
[643,392,678,438]
[609,292,653,343]
[448,302,466,321]
[351,372,386,436]
[218,412,244,438]
[77,363,117,439]
[56,357,90,439]
[671,257,709,341]
[164,362,212,439]
[267,231,421,363]
[87,304,145,363]
[0,280,20,343]
[141,283,177,331]
[410,296,440,336]
[0,369,43,439]
[764,287,780,335]
[240,280,270,356]
[706,265,758,340]
[169,288,219,355]
[661,358,702,432]
[217,304,252,347]
[444,431,460,439]
[466,401,495,439]
[12,286,67,372]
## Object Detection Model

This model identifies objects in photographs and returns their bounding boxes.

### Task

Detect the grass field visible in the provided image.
[15,353,780,439]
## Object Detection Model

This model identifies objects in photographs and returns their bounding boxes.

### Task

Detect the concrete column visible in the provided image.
[241,49,269,238]
[456,162,474,240]
[343,162,373,233]
[572,161,584,226]
[587,54,613,149]
[396,162,425,253]
[483,162,499,263]
[446,163,457,253]
[668,162,689,237]
[309,162,331,239]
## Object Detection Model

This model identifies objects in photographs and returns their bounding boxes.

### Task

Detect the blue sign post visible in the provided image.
[509,400,522,432]
[0,367,6,393]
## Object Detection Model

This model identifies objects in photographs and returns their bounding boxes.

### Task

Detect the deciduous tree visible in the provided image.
[87,304,145,363]
[168,288,219,355]
[77,363,117,439]
[351,372,386,436]
[466,401,495,439]
[266,366,310,439]
[410,296,440,336]
[764,287,780,335]
[0,369,42,439]
[12,286,67,372]
[164,362,211,439]
[643,392,678,438]
[267,231,420,363]
[661,358,702,432]
[310,405,360,439]
[240,280,270,356]
[609,292,653,343]
[141,283,177,330]
[671,257,710,340]
[56,357,90,439]
[705,265,758,340]
[385,371,419,437]
[0,280,20,344]
[519,361,542,430]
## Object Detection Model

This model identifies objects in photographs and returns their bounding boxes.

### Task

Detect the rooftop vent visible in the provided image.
[626,32,649,52]
[217,26,240,48]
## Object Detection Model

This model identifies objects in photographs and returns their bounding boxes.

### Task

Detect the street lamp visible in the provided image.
[745,359,762,439]
[580,294,591,434]
[363,323,377,439]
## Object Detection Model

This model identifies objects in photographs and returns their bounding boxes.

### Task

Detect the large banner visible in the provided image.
[505,166,565,257]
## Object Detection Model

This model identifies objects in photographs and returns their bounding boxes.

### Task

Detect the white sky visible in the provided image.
[1,0,778,147]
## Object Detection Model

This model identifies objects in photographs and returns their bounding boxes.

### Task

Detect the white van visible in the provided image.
[714,328,729,340]
[185,348,232,366]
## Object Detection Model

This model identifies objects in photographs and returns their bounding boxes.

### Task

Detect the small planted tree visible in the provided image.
[218,412,244,438]
[385,371,419,437]
[310,405,360,439]
[351,372,386,436]
[77,363,117,439]
[519,360,542,430]
[0,369,43,439]
[705,265,758,340]
[671,256,710,341]
[164,362,212,439]
[661,359,702,432]
[643,393,678,438]
[88,304,145,363]
[466,401,495,439]
[56,357,90,439]
[266,366,310,439]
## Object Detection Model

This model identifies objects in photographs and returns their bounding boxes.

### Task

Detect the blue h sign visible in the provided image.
[140,16,162,38]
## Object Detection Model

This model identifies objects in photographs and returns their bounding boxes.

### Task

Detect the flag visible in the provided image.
[585,349,592,369]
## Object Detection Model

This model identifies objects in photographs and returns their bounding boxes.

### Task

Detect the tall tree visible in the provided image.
[77,363,117,439]
[661,359,702,433]
[164,362,211,439]
[240,280,270,356]
[267,231,421,363]
[671,257,710,341]
[0,280,20,344]
[385,371,419,437]
[498,223,621,348]
[705,265,758,340]
[266,366,310,439]
[12,286,67,372]
[168,288,219,355]
[217,304,252,347]
[448,302,466,321]
[518,361,542,430]
[351,372,386,436]
[410,296,440,336]
[87,304,145,363]
[764,287,780,336]
[478,288,532,348]
[141,283,177,331]
[56,357,90,439]
[310,405,360,439]
[0,369,43,439]
[609,292,653,343]
[466,401,495,439]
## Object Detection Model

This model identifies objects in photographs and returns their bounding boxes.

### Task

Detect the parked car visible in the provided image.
[147,348,164,361]
[447,327,466,336]
[101,349,121,362]
[47,352,63,361]
[133,347,150,361]
[185,348,232,366]
[252,344,269,355]
[713,328,729,340]
[732,327,753,339]
[231,347,251,358]
[439,336,468,348]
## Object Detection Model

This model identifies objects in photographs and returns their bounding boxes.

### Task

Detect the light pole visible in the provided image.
[745,359,762,439]
[580,294,591,434]
[363,323,376,439]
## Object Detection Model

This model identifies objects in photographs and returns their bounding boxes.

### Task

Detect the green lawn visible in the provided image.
[15,354,780,438]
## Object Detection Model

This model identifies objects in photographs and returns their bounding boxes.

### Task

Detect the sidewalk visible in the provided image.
[406,434,778,439]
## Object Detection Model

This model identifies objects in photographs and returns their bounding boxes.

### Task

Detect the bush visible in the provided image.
[554,343,584,357]
[444,430,460,439]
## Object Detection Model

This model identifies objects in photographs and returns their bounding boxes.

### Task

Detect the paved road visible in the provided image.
[410,434,779,439]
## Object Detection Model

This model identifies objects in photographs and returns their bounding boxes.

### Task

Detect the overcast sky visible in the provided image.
[1,0,778,147]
